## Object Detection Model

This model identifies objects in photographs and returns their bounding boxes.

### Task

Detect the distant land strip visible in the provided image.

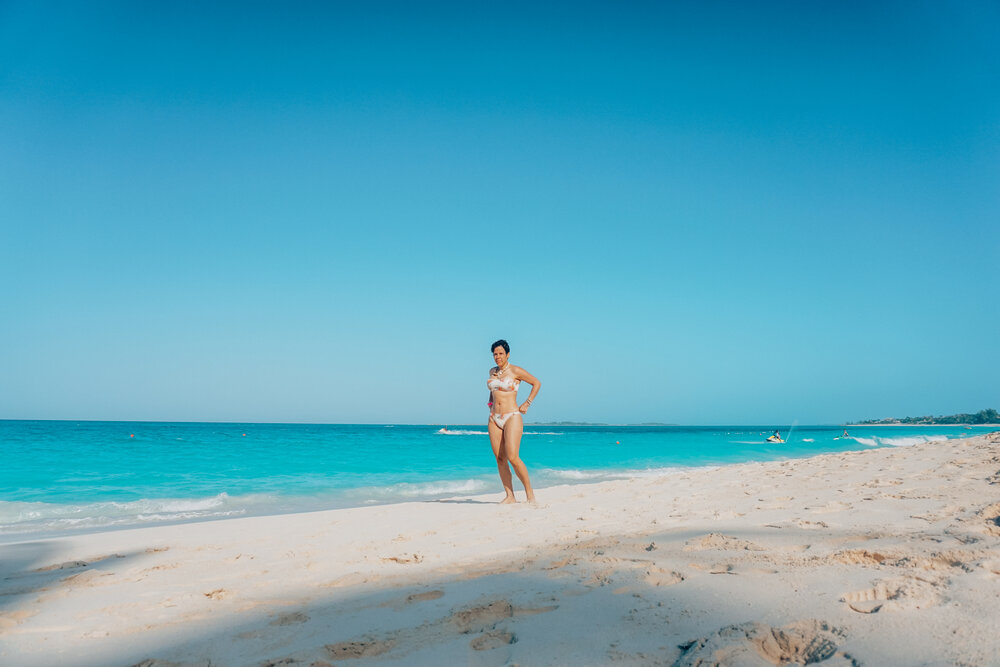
[528,422,674,427]
[853,408,999,425]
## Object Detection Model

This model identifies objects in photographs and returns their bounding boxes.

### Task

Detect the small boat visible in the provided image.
[766,436,784,443]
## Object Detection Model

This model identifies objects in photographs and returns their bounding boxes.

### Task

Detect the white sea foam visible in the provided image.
[548,469,607,480]
[349,478,492,503]
[0,493,276,538]
[154,495,231,512]
[853,435,949,447]
[390,479,489,496]
[876,435,949,447]
[0,478,506,539]
[543,466,694,483]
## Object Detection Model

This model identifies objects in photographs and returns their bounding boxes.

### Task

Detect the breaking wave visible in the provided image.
[0,493,270,538]
[853,434,950,448]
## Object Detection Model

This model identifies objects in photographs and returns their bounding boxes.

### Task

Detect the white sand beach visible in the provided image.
[2,432,999,666]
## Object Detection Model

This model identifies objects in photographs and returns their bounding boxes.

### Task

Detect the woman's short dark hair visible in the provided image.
[491,339,509,354]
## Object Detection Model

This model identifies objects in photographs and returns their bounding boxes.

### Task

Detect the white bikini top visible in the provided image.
[488,370,519,392]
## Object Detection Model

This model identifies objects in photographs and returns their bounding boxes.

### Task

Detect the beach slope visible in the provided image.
[2,432,999,666]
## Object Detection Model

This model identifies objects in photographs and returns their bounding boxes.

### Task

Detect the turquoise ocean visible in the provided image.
[2,420,993,542]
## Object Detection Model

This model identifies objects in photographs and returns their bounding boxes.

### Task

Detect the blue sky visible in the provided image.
[2,1,997,425]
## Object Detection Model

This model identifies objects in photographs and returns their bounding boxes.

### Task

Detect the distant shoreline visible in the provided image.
[846,423,1000,427]
[850,409,999,427]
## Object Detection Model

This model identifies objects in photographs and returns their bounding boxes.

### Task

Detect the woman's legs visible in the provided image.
[501,414,535,502]
[488,418,516,503]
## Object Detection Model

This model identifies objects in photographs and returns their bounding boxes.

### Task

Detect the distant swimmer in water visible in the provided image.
[487,339,541,504]
[766,430,784,443]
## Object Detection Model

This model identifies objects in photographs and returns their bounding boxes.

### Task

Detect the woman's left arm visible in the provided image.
[514,366,541,414]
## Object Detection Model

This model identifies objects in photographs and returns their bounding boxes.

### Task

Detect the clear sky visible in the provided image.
[2,1,997,425]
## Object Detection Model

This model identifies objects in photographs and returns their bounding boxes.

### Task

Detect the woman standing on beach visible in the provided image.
[487,339,541,503]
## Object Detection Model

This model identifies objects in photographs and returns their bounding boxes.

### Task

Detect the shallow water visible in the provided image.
[1,420,992,540]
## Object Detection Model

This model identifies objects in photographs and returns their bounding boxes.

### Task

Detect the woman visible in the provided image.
[487,339,541,503]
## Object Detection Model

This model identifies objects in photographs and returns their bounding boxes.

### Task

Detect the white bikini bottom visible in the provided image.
[490,411,521,429]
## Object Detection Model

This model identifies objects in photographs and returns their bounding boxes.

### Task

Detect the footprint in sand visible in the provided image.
[675,619,855,666]
[643,567,684,587]
[841,575,942,613]
[382,553,424,564]
[689,562,735,575]
[448,600,514,634]
[260,658,300,667]
[897,549,988,573]
[862,478,903,488]
[979,503,1000,536]
[830,549,896,566]
[470,629,517,651]
[813,500,853,513]
[684,533,765,552]
[447,599,556,634]
[35,560,89,572]
[406,590,445,603]
[269,611,309,626]
[543,556,577,570]
[516,604,559,616]
[325,639,395,660]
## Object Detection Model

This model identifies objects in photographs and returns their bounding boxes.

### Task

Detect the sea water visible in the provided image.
[1,420,994,541]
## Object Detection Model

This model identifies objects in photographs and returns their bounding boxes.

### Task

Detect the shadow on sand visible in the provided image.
[2,524,887,666]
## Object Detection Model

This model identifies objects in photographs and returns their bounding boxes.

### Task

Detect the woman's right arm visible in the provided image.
[486,368,496,407]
